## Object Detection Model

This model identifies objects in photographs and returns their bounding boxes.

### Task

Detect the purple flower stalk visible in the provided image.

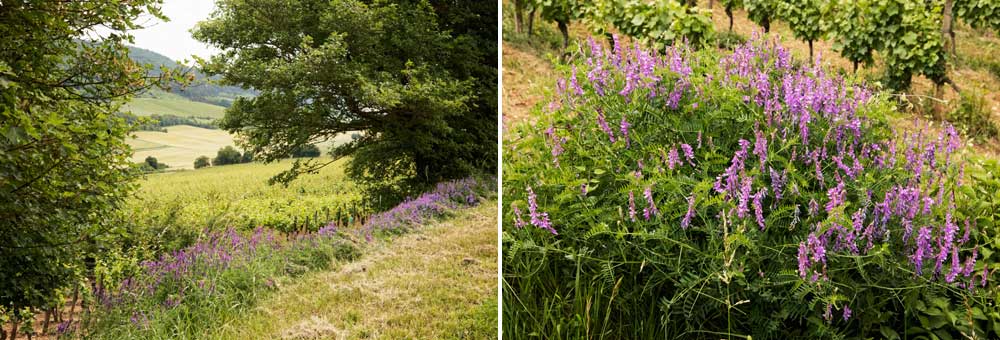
[527,186,557,235]
[597,109,615,143]
[620,116,632,148]
[681,143,695,165]
[628,191,637,222]
[643,187,659,220]
[681,195,696,229]
[826,181,845,213]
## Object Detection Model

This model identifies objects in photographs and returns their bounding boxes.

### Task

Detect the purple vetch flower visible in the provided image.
[752,189,766,230]
[946,246,961,283]
[570,66,584,96]
[981,267,989,287]
[769,167,786,201]
[620,116,632,148]
[736,176,753,219]
[843,305,852,321]
[551,137,566,167]
[667,148,680,170]
[681,143,695,165]
[824,303,833,321]
[797,242,810,278]
[681,195,696,229]
[826,181,845,213]
[628,191,637,222]
[753,129,768,169]
[962,247,978,277]
[596,109,616,143]
[913,226,933,274]
[512,205,526,228]
[643,187,659,220]
[581,183,588,195]
[527,186,557,235]
[960,219,971,244]
[808,199,819,217]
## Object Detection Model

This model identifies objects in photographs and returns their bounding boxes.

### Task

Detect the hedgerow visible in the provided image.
[502,35,996,338]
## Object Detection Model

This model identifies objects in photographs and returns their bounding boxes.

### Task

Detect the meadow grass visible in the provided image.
[207,202,499,340]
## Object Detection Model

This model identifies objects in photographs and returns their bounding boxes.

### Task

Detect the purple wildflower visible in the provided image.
[643,187,659,220]
[628,191,637,222]
[913,226,933,274]
[681,195,696,229]
[843,305,852,321]
[620,116,632,148]
[752,189,766,230]
[512,205,526,228]
[597,109,616,143]
[527,186,557,235]
[667,147,680,170]
[826,181,845,213]
[681,143,695,165]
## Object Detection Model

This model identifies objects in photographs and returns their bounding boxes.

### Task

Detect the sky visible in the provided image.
[125,0,220,62]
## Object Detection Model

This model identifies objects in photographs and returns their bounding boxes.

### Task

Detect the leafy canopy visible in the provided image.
[193,0,497,203]
[0,0,180,314]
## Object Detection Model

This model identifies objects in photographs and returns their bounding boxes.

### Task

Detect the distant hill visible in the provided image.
[127,46,255,108]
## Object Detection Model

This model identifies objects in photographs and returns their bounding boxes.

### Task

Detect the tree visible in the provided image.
[0,0,178,336]
[829,0,881,72]
[212,146,242,166]
[720,0,743,31]
[193,0,497,201]
[745,0,779,33]
[780,0,827,60]
[535,0,577,50]
[240,151,254,163]
[291,144,321,158]
[194,156,211,169]
[145,156,160,170]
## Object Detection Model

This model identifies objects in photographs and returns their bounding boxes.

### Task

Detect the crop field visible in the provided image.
[125,157,361,239]
[127,125,237,169]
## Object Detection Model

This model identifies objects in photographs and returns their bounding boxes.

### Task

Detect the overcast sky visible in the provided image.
[126,0,220,62]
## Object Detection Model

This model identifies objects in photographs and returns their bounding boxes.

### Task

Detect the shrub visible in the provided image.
[193,156,211,169]
[212,146,242,166]
[948,91,998,142]
[290,144,321,158]
[503,35,991,338]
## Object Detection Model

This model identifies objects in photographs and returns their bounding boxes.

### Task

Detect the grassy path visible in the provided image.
[207,202,499,339]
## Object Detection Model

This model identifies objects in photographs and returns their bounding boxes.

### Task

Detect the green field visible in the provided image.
[125,93,226,120]
[128,125,237,169]
[125,157,361,238]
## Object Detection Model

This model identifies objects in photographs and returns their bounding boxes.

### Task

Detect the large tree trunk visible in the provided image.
[763,18,770,33]
[942,0,956,55]
[9,320,17,340]
[527,8,536,36]
[727,7,734,31]
[808,40,814,61]
[853,61,859,73]
[514,0,525,33]
[558,20,569,50]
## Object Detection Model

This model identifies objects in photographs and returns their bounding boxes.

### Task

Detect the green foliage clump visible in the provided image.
[0,0,186,331]
[827,0,881,72]
[503,35,993,338]
[779,0,828,60]
[948,91,999,141]
[745,0,779,33]
[290,144,322,158]
[582,0,715,50]
[212,146,242,166]
[193,156,211,169]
